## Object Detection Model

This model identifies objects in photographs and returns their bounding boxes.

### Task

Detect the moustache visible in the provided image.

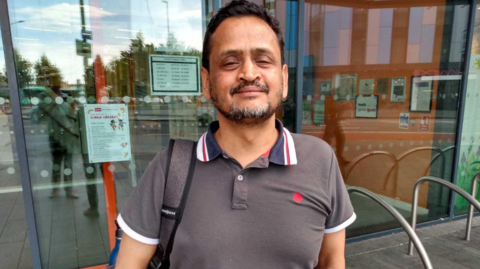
[230,81,269,95]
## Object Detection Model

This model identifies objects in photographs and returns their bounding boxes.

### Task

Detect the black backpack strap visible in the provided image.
[150,139,197,269]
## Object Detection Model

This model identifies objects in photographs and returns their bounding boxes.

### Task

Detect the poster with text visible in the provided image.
[377,78,389,94]
[84,104,132,163]
[390,77,406,102]
[335,74,357,101]
[313,100,325,126]
[355,95,378,118]
[399,113,410,129]
[359,79,375,95]
[320,81,333,96]
[149,54,201,96]
[302,101,312,124]
[410,77,433,112]
[419,115,430,131]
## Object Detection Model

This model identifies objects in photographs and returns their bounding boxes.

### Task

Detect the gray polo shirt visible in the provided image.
[118,119,356,269]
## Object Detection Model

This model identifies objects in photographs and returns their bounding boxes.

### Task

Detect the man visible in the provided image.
[115,1,355,268]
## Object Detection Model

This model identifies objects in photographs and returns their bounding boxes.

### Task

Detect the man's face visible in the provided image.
[201,16,288,125]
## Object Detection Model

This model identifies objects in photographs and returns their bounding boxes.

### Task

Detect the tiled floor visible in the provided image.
[346,216,480,269]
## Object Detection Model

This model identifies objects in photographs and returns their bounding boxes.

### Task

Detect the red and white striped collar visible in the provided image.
[196,119,297,166]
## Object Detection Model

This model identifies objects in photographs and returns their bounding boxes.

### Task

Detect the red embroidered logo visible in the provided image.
[293,192,303,203]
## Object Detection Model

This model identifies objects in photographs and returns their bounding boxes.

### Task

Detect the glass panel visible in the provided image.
[0,23,31,268]
[302,0,469,237]
[7,0,299,267]
[455,1,480,216]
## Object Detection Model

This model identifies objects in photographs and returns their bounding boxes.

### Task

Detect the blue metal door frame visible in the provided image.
[0,0,42,267]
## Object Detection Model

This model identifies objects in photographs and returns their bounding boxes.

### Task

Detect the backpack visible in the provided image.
[108,139,197,269]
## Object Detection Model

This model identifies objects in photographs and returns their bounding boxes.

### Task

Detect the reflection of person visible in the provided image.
[39,76,79,199]
[115,1,355,268]
[323,98,350,174]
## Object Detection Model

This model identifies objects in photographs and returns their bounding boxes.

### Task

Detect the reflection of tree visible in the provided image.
[0,71,6,86]
[157,32,186,52]
[4,50,33,89]
[103,32,201,99]
[34,54,64,86]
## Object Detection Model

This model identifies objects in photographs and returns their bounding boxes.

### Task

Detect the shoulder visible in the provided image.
[291,133,334,159]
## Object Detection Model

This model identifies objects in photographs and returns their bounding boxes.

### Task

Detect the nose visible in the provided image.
[238,58,260,83]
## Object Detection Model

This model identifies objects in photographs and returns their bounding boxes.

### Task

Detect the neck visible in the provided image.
[213,115,279,168]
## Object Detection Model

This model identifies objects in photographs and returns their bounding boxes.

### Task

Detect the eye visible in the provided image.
[222,57,240,68]
[256,57,273,65]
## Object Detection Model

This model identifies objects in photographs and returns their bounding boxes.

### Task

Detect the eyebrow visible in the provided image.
[220,48,275,57]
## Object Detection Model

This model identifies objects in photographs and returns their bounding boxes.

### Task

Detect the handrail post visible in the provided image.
[466,171,480,241]
[409,176,480,255]
[348,187,433,269]
[408,181,421,256]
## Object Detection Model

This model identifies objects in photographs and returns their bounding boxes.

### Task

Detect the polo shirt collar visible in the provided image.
[196,119,297,166]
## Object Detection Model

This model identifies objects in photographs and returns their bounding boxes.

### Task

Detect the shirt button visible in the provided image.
[237,175,243,181]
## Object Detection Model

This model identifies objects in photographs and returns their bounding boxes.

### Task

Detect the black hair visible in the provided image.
[202,0,285,71]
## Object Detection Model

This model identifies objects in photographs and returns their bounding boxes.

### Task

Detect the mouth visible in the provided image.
[231,82,269,96]
[235,86,266,94]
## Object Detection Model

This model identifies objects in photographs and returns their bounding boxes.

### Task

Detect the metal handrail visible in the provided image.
[409,176,480,255]
[466,171,480,241]
[347,186,433,269]
[345,151,396,184]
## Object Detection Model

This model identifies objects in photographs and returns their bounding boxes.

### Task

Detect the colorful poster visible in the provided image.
[419,115,430,131]
[410,76,433,112]
[149,55,201,96]
[377,78,389,94]
[391,77,406,103]
[84,104,132,163]
[359,79,375,95]
[320,81,333,96]
[313,100,325,126]
[335,74,357,101]
[355,95,378,118]
[399,113,410,129]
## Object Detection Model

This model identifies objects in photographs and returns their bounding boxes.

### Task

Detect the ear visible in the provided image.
[282,64,288,99]
[201,67,211,100]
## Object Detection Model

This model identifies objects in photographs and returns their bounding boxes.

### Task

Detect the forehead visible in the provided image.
[210,16,280,56]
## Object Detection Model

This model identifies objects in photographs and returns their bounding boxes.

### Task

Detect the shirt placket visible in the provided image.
[232,171,248,210]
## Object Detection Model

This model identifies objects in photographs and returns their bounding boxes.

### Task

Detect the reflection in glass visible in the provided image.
[7,0,298,267]
[454,2,480,215]
[0,23,31,268]
[302,1,469,237]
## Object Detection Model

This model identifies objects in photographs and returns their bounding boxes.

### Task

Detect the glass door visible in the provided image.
[6,0,299,267]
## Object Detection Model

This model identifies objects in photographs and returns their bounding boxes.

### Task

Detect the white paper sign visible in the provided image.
[399,113,410,129]
[359,79,375,95]
[411,77,432,112]
[355,95,378,118]
[149,55,201,96]
[84,104,132,163]
[390,77,406,103]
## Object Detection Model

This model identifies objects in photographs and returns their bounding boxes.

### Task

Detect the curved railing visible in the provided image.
[345,151,396,184]
[466,171,480,241]
[408,176,480,255]
[347,186,433,269]
[345,146,455,198]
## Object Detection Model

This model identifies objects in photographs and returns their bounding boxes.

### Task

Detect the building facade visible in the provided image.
[0,0,479,268]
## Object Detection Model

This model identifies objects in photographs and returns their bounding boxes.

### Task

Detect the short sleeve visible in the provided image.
[117,150,167,245]
[324,151,356,233]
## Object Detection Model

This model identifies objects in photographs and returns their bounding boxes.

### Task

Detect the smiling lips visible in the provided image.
[235,86,267,94]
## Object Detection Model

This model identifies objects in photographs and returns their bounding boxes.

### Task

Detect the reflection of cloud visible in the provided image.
[179,10,202,20]
[16,3,114,33]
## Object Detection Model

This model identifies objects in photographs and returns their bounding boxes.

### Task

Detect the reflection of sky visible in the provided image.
[7,0,203,84]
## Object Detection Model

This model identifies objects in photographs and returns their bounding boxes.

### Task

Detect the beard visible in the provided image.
[209,80,283,125]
